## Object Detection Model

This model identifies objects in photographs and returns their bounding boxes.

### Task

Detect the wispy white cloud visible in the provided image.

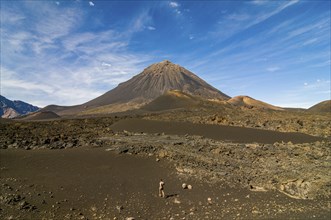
[303,79,330,90]
[204,11,329,69]
[212,0,300,41]
[225,13,250,21]
[62,30,127,56]
[250,0,300,27]
[147,26,156,31]
[169,1,179,8]
[169,1,181,14]
[34,8,82,40]
[130,10,154,32]
[266,19,295,35]
[249,0,268,5]
[285,17,330,45]
[1,67,54,94]
[89,1,95,7]
[266,67,280,72]
[1,10,26,24]
[308,59,331,68]
[302,38,318,46]
[3,31,31,53]
[101,62,112,67]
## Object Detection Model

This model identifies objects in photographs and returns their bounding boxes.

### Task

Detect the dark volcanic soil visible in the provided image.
[1,148,330,220]
[110,119,324,144]
[1,116,330,219]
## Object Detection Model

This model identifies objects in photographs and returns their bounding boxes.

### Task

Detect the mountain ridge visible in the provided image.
[0,95,40,118]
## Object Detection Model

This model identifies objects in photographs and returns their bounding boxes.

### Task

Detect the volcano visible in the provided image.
[48,60,230,115]
[85,60,229,108]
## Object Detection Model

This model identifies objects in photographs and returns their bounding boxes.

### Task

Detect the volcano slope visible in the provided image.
[1,115,330,219]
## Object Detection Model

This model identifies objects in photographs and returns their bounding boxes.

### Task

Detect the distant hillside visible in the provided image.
[308,100,331,113]
[227,96,284,111]
[0,95,40,118]
[23,111,60,121]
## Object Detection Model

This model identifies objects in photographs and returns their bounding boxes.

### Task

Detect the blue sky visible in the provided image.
[1,0,330,108]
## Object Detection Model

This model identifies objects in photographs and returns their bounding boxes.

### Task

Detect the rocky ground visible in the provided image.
[0,117,118,150]
[1,148,330,220]
[0,115,330,219]
[143,105,331,138]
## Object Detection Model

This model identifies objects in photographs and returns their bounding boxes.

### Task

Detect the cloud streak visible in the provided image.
[212,0,300,41]
[1,1,152,107]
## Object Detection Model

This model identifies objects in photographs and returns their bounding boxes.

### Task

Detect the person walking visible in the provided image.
[159,179,165,198]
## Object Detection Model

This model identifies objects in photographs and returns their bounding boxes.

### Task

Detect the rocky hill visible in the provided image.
[227,96,284,111]
[308,100,331,113]
[0,95,39,118]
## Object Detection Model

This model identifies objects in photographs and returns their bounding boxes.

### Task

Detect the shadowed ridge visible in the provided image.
[141,90,201,112]
[22,111,60,121]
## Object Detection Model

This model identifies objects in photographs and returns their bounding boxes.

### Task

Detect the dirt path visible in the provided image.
[1,148,330,219]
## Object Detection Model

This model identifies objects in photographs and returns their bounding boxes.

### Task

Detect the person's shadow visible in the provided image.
[166,193,178,198]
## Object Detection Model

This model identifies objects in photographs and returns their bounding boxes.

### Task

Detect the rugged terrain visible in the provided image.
[0,115,330,219]
[143,99,331,138]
